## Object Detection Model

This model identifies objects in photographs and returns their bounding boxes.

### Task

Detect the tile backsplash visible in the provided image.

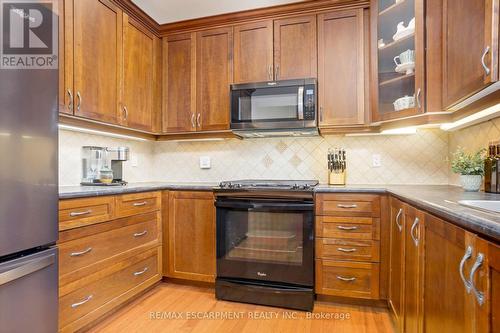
[448,116,500,185]
[59,128,450,186]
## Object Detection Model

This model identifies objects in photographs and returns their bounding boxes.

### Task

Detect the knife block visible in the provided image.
[328,170,346,186]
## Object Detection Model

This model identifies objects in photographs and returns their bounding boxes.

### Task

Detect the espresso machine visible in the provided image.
[81,146,130,186]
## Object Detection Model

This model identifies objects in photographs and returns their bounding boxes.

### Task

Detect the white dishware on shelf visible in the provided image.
[378,38,385,48]
[394,49,415,74]
[393,95,415,111]
[392,19,415,41]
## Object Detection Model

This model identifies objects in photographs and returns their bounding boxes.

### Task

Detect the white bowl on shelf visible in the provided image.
[395,62,415,75]
[393,95,415,111]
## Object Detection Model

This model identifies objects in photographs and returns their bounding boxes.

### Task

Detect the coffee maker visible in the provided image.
[81,146,130,186]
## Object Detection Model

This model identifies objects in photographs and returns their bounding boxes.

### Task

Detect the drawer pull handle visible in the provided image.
[69,210,92,217]
[469,253,485,306]
[71,295,93,308]
[133,230,148,237]
[70,247,92,257]
[336,276,356,282]
[133,267,149,276]
[133,201,147,207]
[337,247,357,253]
[337,204,358,209]
[337,226,358,231]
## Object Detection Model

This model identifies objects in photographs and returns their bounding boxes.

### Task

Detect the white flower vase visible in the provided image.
[460,175,482,192]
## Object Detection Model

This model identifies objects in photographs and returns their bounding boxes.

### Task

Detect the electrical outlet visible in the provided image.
[130,154,138,167]
[372,154,382,168]
[199,156,211,169]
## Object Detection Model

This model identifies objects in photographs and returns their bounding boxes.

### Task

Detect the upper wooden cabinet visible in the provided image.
[60,0,160,132]
[443,0,499,108]
[72,0,123,124]
[274,15,317,80]
[233,21,274,83]
[162,33,197,133]
[318,9,368,127]
[122,15,160,132]
[372,0,425,122]
[167,191,216,282]
[196,27,233,131]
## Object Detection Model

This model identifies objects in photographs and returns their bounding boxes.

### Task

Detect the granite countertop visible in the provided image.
[59,182,500,242]
[59,182,219,199]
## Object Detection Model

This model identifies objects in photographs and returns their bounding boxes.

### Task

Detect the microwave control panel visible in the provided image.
[304,88,315,120]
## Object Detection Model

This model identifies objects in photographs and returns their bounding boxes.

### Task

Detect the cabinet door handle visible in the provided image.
[320,107,323,123]
[395,208,403,232]
[469,253,485,306]
[337,247,357,253]
[410,217,420,246]
[459,245,473,293]
[416,88,422,109]
[70,247,92,257]
[197,113,201,127]
[69,209,92,217]
[133,267,149,276]
[76,91,82,112]
[268,65,273,81]
[337,204,358,209]
[71,295,93,308]
[481,46,491,75]
[123,106,128,120]
[132,201,147,207]
[67,89,74,111]
[275,65,280,80]
[191,113,195,128]
[336,275,356,282]
[337,226,358,231]
[133,230,148,237]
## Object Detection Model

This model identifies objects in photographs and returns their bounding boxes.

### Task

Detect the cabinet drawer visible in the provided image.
[115,191,161,218]
[59,196,115,231]
[59,213,159,278]
[316,194,380,217]
[315,259,380,299]
[316,216,379,240]
[59,249,159,330]
[316,238,380,262]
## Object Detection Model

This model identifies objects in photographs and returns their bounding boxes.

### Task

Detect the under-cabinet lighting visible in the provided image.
[440,103,500,131]
[58,124,149,141]
[171,138,226,143]
[345,127,417,137]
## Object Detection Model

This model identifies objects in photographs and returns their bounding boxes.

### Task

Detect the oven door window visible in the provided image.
[232,86,301,123]
[223,209,304,266]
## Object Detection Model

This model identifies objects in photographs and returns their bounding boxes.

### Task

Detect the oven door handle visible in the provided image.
[215,201,313,211]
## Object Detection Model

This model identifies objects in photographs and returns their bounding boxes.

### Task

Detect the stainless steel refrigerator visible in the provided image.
[0,2,59,332]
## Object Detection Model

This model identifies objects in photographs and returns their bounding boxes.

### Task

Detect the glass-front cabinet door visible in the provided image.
[374,0,424,121]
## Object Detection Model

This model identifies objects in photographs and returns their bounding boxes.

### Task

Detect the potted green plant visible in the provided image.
[451,147,486,192]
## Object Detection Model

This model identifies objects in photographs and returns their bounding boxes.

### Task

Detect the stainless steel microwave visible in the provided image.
[230,79,317,137]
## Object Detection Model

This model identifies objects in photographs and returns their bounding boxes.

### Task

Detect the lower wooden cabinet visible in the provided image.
[165,191,216,282]
[388,197,405,331]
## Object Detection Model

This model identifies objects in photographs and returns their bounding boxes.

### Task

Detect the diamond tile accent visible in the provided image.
[289,154,302,168]
[262,155,274,169]
[275,140,288,154]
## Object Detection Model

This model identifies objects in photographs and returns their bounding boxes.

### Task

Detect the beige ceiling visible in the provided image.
[131,0,306,24]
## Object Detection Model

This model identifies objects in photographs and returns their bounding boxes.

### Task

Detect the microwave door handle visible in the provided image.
[297,86,304,120]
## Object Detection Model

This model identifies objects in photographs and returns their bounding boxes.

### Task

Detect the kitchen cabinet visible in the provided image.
[58,192,162,333]
[72,0,123,124]
[167,191,216,282]
[389,197,405,332]
[315,194,381,300]
[442,0,499,108]
[274,15,317,80]
[403,205,424,333]
[233,21,274,83]
[423,213,476,333]
[372,0,425,121]
[318,9,368,127]
[122,14,160,132]
[60,0,160,132]
[196,27,233,132]
[162,33,197,133]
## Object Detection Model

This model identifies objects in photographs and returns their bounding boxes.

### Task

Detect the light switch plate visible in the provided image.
[372,154,382,168]
[199,156,211,169]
